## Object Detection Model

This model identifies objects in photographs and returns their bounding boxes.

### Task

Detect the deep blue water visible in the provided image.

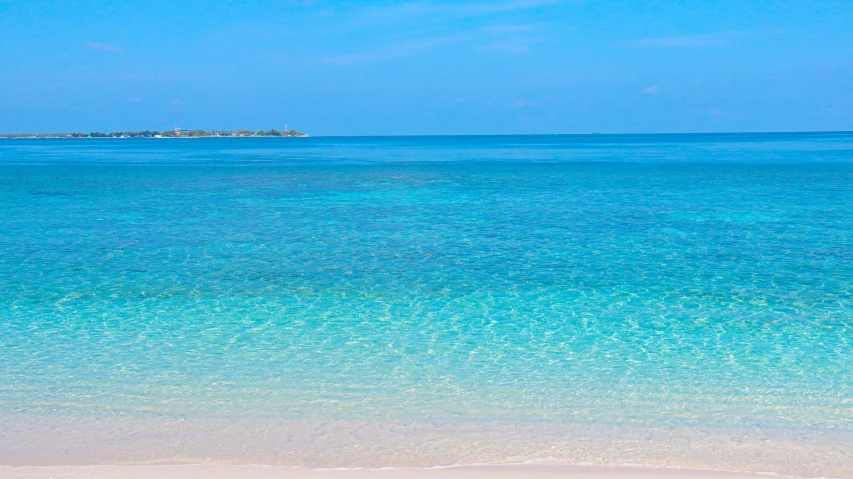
[1,134,852,469]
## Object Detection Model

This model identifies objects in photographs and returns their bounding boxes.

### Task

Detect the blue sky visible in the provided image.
[1,0,852,135]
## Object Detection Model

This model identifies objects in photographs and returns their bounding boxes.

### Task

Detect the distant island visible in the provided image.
[0,127,308,139]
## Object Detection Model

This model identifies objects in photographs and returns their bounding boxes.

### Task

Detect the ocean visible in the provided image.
[1,134,851,476]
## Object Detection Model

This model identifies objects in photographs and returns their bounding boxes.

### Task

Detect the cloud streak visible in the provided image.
[85,42,122,53]
[482,24,537,33]
[478,37,539,53]
[352,0,560,26]
[633,30,785,48]
[324,36,465,65]
[315,2,560,65]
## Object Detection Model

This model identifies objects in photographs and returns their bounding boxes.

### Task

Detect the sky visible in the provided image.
[1,0,852,135]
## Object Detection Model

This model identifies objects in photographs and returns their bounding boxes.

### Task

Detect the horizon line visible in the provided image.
[3,129,853,138]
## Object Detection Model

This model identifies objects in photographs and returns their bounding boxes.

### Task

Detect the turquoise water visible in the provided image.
[1,134,852,474]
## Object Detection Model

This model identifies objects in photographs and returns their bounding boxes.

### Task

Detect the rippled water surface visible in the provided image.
[1,134,852,475]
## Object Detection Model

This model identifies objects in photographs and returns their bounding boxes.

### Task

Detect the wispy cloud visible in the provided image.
[482,24,537,34]
[477,23,542,53]
[479,37,539,53]
[708,106,739,117]
[85,42,122,53]
[511,99,537,108]
[633,30,785,48]
[643,85,659,95]
[352,0,560,25]
[326,22,543,64]
[316,2,560,64]
[324,36,464,65]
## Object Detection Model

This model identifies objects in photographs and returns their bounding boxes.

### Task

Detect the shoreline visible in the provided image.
[0,464,791,479]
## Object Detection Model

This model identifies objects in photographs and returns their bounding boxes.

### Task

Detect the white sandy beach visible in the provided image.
[4,414,850,478]
[0,465,778,479]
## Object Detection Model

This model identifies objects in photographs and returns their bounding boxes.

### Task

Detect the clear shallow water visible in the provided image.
[1,134,852,474]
